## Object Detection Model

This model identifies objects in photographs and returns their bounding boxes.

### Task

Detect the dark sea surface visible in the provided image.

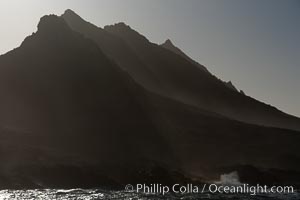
[0,189,298,200]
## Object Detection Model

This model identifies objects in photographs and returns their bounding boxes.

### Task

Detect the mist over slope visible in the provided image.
[62,9,300,132]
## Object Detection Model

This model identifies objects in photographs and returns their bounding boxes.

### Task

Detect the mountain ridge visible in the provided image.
[0,10,299,188]
[102,18,300,131]
[0,14,179,188]
[160,38,244,94]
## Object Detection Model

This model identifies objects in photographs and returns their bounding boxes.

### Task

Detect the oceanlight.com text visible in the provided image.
[125,183,295,196]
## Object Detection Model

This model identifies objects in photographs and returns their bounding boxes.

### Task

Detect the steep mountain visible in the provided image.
[61,9,164,95]
[62,10,300,131]
[0,11,299,189]
[0,15,176,188]
[104,22,300,131]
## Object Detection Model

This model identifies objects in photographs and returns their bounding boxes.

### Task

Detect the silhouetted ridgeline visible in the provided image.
[0,10,299,189]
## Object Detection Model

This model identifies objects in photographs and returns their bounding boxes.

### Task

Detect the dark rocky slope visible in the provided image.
[0,15,176,188]
[0,11,299,189]
[62,10,300,131]
[104,21,300,131]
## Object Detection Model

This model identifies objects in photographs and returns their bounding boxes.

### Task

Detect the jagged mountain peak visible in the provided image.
[105,22,130,29]
[63,9,77,16]
[37,14,71,34]
[20,14,73,48]
[160,38,210,73]
[104,22,150,44]
[162,39,174,46]
[62,9,85,22]
[104,22,136,35]
[161,38,184,54]
[224,80,238,92]
[61,8,109,39]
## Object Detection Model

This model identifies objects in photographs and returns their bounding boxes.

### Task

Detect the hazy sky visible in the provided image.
[0,0,299,117]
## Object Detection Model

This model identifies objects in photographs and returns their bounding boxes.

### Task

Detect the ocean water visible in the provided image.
[0,189,299,200]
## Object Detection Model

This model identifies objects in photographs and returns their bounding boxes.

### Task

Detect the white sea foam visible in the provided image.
[216,171,242,185]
